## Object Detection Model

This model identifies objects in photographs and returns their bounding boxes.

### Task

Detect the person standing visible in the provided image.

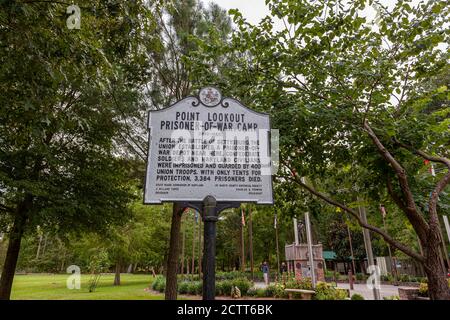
[261,261,270,286]
[280,261,288,285]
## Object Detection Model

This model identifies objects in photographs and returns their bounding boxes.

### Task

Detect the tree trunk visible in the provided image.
[165,203,184,300]
[0,197,30,300]
[114,260,121,286]
[422,230,450,300]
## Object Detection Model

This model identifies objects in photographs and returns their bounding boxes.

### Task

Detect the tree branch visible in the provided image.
[282,163,424,262]
[393,139,450,225]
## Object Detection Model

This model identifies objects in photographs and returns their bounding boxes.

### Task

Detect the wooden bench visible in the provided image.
[285,288,316,300]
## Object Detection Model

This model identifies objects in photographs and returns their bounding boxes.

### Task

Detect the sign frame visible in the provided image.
[143,87,274,206]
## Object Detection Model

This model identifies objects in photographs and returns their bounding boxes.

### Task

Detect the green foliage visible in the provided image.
[313,282,349,300]
[246,287,257,297]
[256,288,267,298]
[230,277,252,295]
[351,293,365,300]
[285,278,313,290]
[418,282,428,297]
[355,273,368,281]
[383,295,400,300]
[215,271,246,281]
[151,276,166,293]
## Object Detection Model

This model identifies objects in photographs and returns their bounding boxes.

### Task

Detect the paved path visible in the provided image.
[254,281,402,300]
[336,283,400,300]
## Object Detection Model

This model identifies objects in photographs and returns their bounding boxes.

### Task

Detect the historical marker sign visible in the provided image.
[144,87,274,204]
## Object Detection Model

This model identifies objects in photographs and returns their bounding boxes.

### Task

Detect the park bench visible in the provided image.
[285,288,316,300]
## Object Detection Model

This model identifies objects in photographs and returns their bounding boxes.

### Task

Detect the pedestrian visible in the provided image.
[280,261,287,285]
[261,261,270,285]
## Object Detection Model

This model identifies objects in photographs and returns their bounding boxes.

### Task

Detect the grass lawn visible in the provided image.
[10,273,165,300]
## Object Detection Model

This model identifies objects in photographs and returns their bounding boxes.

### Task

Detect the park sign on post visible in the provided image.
[144,87,274,205]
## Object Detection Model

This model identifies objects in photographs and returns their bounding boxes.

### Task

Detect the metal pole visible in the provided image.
[437,217,450,273]
[359,203,381,300]
[382,216,398,283]
[248,208,254,280]
[275,217,280,278]
[202,196,217,300]
[181,219,185,274]
[198,217,202,277]
[240,211,245,272]
[443,215,450,245]
[305,211,316,288]
[192,212,196,275]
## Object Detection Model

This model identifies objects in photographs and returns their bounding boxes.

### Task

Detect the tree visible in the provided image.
[189,0,450,299]
[0,0,159,299]
[131,0,233,300]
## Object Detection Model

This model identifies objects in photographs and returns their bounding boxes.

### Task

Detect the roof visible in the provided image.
[323,251,337,260]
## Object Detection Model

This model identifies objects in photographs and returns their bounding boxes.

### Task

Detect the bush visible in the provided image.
[313,282,348,300]
[351,293,364,300]
[215,281,224,296]
[151,276,166,292]
[256,288,266,298]
[230,277,252,295]
[285,278,313,290]
[398,274,411,282]
[220,280,233,296]
[178,281,189,294]
[355,273,367,281]
[188,281,202,295]
[272,283,289,299]
[265,284,277,297]
[246,287,257,297]
[216,271,246,281]
[418,282,428,297]
[383,295,400,300]
[381,274,395,282]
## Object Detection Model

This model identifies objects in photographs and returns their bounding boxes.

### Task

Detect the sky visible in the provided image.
[207,0,423,30]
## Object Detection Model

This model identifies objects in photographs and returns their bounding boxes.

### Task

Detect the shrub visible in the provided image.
[247,287,257,297]
[383,295,400,300]
[355,273,366,281]
[418,282,428,297]
[398,274,411,282]
[220,280,233,296]
[351,293,365,300]
[216,271,246,281]
[313,282,348,300]
[230,278,252,295]
[178,281,189,294]
[256,288,266,298]
[265,284,277,297]
[381,274,394,282]
[151,276,166,292]
[188,281,202,295]
[272,283,289,299]
[285,278,313,290]
[215,281,224,296]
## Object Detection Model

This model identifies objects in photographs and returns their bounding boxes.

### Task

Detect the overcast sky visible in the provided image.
[207,0,423,30]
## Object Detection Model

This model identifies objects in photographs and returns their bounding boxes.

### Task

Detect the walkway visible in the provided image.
[254,281,402,300]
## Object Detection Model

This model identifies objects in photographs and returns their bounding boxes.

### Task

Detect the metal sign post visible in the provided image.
[305,211,316,288]
[359,202,381,300]
[179,198,240,299]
